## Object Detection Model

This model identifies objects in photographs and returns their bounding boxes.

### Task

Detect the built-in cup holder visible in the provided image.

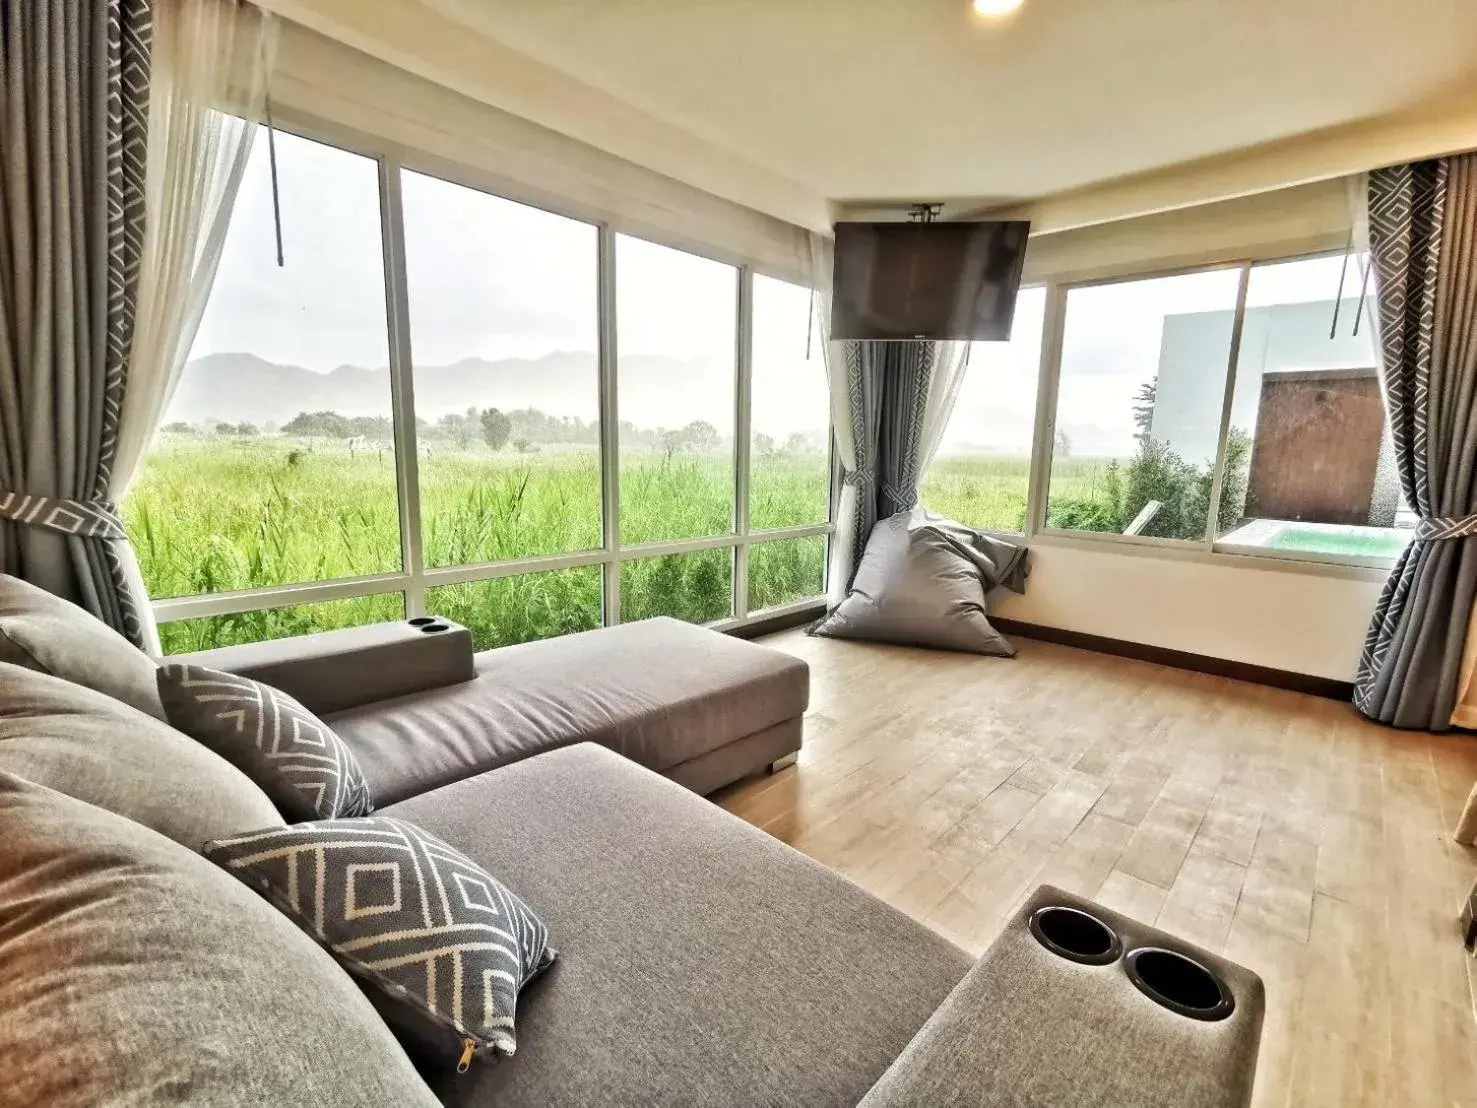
[1028,905,1122,966]
[407,617,437,626]
[1124,947,1234,1022]
[417,622,450,634]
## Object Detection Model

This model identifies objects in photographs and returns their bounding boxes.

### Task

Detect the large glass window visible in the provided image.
[128,131,832,651]
[1047,269,1243,540]
[922,286,1047,532]
[750,274,830,530]
[425,568,602,651]
[157,593,405,654]
[402,171,602,566]
[1212,254,1410,560]
[123,131,400,614]
[616,234,737,546]
[621,550,734,624]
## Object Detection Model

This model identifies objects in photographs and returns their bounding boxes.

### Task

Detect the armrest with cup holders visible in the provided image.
[167,618,475,716]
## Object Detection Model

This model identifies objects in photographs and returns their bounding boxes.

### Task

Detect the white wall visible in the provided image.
[992,541,1383,681]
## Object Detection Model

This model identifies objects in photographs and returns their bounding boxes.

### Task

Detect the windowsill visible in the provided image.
[1029,528,1395,582]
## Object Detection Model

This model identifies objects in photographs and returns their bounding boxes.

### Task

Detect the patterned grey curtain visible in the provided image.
[832,339,973,590]
[0,0,152,646]
[1354,155,1477,729]
[834,341,885,589]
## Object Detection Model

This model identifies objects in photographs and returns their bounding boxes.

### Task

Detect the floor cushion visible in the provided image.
[381,743,972,1107]
[0,572,163,718]
[0,773,438,1107]
[0,661,282,849]
[331,617,809,805]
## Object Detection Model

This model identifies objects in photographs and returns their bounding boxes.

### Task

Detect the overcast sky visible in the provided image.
[192,129,1369,454]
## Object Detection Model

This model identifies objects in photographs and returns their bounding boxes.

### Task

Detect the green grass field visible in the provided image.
[125,436,836,653]
[123,435,1128,654]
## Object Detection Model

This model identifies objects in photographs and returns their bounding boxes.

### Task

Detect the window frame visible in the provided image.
[145,115,835,642]
[1014,251,1399,579]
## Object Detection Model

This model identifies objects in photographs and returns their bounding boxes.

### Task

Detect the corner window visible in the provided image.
[922,286,1047,533]
[1046,269,1243,540]
[1211,254,1409,561]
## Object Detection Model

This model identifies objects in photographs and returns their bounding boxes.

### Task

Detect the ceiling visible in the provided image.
[424,0,1477,206]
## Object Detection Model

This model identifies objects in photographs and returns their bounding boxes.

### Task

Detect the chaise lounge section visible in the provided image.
[174,614,809,802]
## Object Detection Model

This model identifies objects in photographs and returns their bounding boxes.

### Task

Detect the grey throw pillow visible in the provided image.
[812,509,1026,656]
[158,664,372,821]
[0,572,164,719]
[204,817,557,1069]
[0,661,282,849]
[0,772,438,1108]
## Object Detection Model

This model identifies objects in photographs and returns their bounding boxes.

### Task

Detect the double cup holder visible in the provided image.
[1028,905,1235,1022]
[408,617,451,634]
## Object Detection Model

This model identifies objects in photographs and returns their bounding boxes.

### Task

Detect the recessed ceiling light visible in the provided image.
[973,0,1024,16]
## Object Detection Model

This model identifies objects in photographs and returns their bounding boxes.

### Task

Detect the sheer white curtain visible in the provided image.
[807,232,858,606]
[117,0,275,652]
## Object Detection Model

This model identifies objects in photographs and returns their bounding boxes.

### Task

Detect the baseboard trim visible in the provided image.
[727,603,826,640]
[990,617,1355,702]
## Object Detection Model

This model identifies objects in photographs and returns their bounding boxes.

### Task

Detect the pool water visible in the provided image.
[1266,525,1410,559]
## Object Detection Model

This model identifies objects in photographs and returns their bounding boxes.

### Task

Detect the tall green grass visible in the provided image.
[129,436,1121,654]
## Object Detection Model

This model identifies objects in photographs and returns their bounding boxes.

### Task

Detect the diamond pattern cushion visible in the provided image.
[158,664,372,821]
[203,817,556,1067]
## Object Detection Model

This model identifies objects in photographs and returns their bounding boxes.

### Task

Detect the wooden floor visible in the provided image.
[717,629,1477,1107]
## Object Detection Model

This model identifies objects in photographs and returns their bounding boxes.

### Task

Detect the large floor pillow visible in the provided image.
[0,661,282,849]
[812,509,1027,656]
[0,773,438,1108]
[0,572,163,719]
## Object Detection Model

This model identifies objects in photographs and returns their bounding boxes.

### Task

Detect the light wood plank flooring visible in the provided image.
[717,630,1477,1107]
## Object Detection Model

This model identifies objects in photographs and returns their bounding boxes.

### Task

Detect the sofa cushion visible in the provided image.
[381,744,972,1107]
[0,661,282,849]
[205,816,556,1067]
[330,617,810,805]
[0,773,438,1107]
[0,572,163,719]
[159,664,373,821]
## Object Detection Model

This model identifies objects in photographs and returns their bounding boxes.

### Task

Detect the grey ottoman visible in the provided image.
[862,884,1265,1107]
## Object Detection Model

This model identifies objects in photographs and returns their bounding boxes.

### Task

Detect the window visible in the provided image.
[1047,269,1243,540]
[424,568,602,651]
[156,593,405,654]
[621,550,733,624]
[401,171,602,566]
[750,274,830,530]
[922,287,1047,532]
[747,535,827,614]
[130,129,832,652]
[616,234,737,546]
[1212,254,1410,561]
[124,130,399,625]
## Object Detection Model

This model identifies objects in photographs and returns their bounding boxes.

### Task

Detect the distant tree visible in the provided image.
[513,438,537,454]
[283,410,353,438]
[162,420,195,434]
[1054,429,1072,458]
[214,421,257,436]
[754,432,776,456]
[783,432,810,455]
[1132,378,1158,441]
[480,407,512,450]
[683,420,720,452]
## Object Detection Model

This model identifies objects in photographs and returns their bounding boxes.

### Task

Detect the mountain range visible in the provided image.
[166,350,800,432]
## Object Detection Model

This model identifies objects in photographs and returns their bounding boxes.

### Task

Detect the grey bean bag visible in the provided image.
[811,509,1029,656]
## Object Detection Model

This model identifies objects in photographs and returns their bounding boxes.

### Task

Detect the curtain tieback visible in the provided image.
[843,468,875,492]
[0,491,127,540]
[1413,515,1477,541]
[881,481,918,512]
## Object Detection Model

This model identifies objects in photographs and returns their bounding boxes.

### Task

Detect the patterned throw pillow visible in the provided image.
[204,817,556,1068]
[157,665,372,821]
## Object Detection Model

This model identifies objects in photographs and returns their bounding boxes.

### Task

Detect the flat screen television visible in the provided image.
[830,219,1031,342]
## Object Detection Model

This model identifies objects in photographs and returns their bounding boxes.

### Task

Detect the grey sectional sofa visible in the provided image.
[0,574,1263,1106]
